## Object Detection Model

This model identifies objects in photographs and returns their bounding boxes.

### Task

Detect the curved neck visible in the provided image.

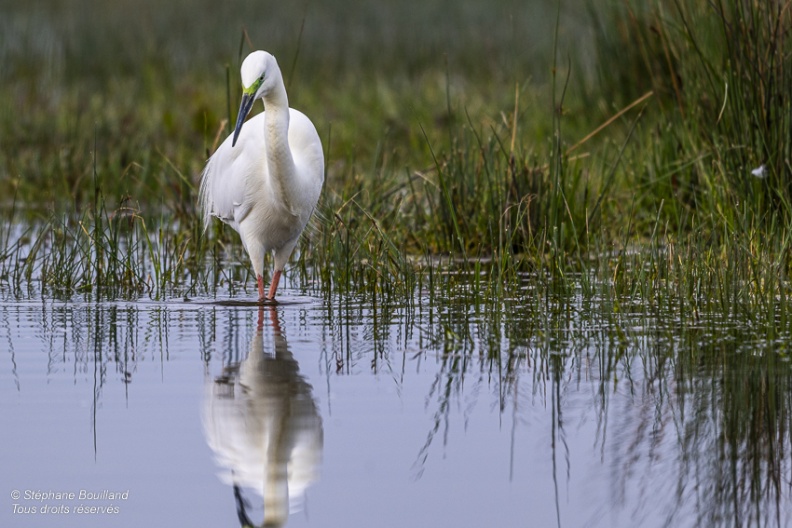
[262,80,299,216]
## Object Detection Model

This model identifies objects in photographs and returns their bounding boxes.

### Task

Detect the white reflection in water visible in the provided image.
[203,307,323,527]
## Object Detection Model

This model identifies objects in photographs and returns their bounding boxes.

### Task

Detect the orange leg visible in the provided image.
[257,274,266,302]
[267,270,282,300]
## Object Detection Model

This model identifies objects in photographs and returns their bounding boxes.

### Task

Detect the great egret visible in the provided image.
[200,51,324,301]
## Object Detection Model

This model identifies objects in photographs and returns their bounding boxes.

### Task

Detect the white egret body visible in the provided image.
[200,51,324,301]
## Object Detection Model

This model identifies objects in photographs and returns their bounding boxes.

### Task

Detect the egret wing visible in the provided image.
[199,113,268,232]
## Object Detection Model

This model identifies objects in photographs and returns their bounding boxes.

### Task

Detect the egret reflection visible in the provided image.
[203,307,323,527]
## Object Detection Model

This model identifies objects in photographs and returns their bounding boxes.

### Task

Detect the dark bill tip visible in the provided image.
[232,92,255,147]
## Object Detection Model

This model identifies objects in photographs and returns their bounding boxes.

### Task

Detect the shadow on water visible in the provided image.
[203,307,323,528]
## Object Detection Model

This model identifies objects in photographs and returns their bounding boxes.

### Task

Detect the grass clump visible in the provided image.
[0,0,790,311]
[591,0,791,222]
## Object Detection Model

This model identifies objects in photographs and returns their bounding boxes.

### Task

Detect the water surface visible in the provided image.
[2,288,791,527]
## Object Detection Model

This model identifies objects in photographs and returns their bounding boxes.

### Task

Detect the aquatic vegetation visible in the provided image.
[0,0,789,314]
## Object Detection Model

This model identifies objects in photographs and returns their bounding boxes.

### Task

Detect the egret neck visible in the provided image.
[261,77,299,218]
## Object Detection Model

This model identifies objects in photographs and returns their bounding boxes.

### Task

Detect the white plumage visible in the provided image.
[200,51,324,301]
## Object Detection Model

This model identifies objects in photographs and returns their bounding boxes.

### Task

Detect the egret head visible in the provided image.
[232,51,279,147]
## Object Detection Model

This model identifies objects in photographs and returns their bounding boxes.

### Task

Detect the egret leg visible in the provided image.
[257,275,266,302]
[267,270,282,300]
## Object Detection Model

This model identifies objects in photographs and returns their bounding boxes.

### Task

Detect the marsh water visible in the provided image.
[2,278,792,528]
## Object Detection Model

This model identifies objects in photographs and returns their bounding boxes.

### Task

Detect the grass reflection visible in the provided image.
[2,285,792,524]
[327,282,792,526]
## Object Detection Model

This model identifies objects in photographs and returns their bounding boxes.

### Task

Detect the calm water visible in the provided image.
[2,287,792,527]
